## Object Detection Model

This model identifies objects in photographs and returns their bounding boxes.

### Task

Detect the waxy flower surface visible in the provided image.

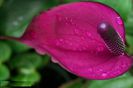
[1,2,132,79]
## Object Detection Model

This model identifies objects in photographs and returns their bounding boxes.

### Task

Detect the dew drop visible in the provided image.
[56,41,61,46]
[121,63,127,68]
[116,17,123,25]
[87,32,91,37]
[65,17,68,20]
[59,38,63,42]
[69,18,73,24]
[102,73,107,77]
[99,69,103,72]
[56,15,62,22]
[74,29,80,34]
[97,47,104,52]
[88,68,92,72]
[81,36,85,40]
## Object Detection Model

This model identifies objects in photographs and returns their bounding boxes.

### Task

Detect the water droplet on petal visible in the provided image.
[97,47,104,52]
[65,17,68,20]
[99,69,103,72]
[74,29,80,34]
[121,62,128,68]
[116,17,123,25]
[59,38,63,42]
[81,36,85,40]
[102,73,107,77]
[56,41,61,46]
[87,32,91,37]
[56,39,64,46]
[88,68,92,72]
[69,18,73,24]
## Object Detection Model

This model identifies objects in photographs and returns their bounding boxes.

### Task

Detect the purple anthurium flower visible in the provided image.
[0,2,132,79]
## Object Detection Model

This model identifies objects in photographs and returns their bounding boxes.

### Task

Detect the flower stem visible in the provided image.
[0,36,20,41]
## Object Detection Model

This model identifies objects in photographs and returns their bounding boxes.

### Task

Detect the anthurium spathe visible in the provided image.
[0,2,132,80]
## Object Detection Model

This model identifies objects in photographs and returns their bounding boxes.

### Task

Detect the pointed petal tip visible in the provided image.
[0,36,20,41]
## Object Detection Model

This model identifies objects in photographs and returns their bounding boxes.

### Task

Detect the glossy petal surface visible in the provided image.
[20,2,132,79]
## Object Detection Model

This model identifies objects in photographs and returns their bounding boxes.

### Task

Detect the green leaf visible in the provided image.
[59,78,84,88]
[0,64,10,81]
[126,35,133,55]
[93,0,132,21]
[64,0,80,3]
[41,55,50,67]
[0,0,4,7]
[0,81,9,87]
[125,11,133,35]
[11,71,40,87]
[44,0,60,9]
[10,53,42,69]
[0,41,12,63]
[126,35,133,47]
[88,73,133,88]
[6,40,30,53]
[0,0,45,37]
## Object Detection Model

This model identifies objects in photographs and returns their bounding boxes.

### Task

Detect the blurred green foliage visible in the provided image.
[10,53,42,69]
[125,11,133,35]
[6,40,30,53]
[89,73,133,88]
[126,35,133,55]
[93,0,132,21]
[0,0,133,88]
[0,64,10,81]
[0,41,11,63]
[60,73,133,88]
[0,0,46,37]
[0,0,4,7]
[59,78,84,88]
[11,70,40,87]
